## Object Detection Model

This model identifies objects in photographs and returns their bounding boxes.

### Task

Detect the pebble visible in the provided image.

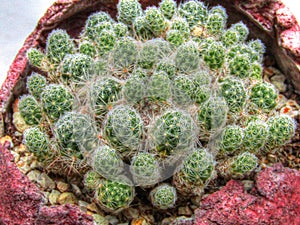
[38,173,56,190]
[0,135,13,147]
[57,181,69,192]
[71,183,82,197]
[17,160,32,174]
[42,191,50,204]
[131,218,151,225]
[241,180,254,191]
[49,190,61,205]
[161,217,175,225]
[12,112,30,133]
[105,215,119,225]
[123,208,139,220]
[78,200,89,213]
[178,206,193,216]
[57,192,78,205]
[92,214,109,225]
[27,169,42,181]
[191,195,202,207]
[14,144,28,154]
[10,150,20,163]
[87,202,98,213]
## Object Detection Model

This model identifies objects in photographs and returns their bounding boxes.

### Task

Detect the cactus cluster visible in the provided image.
[22,0,296,218]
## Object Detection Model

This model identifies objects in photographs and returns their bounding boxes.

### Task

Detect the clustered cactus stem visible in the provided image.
[22,0,296,217]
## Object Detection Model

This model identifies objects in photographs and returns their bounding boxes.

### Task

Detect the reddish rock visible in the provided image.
[194,164,300,225]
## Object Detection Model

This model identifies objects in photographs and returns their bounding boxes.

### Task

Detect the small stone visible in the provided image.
[78,200,89,212]
[71,183,82,196]
[49,190,61,205]
[241,180,254,191]
[118,223,129,225]
[14,144,28,154]
[27,169,42,181]
[131,217,151,225]
[87,202,98,213]
[191,195,202,206]
[57,192,78,205]
[161,217,175,225]
[13,112,30,133]
[105,215,119,225]
[17,160,31,174]
[42,191,50,204]
[123,208,139,220]
[38,173,56,190]
[0,135,13,147]
[178,206,193,216]
[10,151,20,163]
[57,181,69,192]
[93,214,109,225]
[30,160,43,170]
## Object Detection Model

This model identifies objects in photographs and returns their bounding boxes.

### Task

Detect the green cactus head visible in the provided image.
[148,71,172,102]
[117,0,142,25]
[46,29,75,64]
[230,22,249,42]
[155,60,176,79]
[79,41,97,58]
[26,73,47,100]
[159,0,177,20]
[23,127,51,161]
[228,54,251,78]
[172,75,195,106]
[266,115,296,151]
[150,184,177,209]
[95,29,116,56]
[18,95,42,125]
[221,29,240,47]
[248,39,265,55]
[133,15,153,40]
[113,22,129,38]
[203,41,226,70]
[175,41,200,73]
[151,110,197,157]
[170,17,190,40]
[205,11,227,36]
[166,30,185,47]
[92,145,124,179]
[145,6,168,36]
[230,152,258,177]
[130,152,160,187]
[123,74,147,105]
[104,106,144,154]
[209,5,228,19]
[249,82,278,112]
[96,177,135,212]
[27,48,45,69]
[218,125,243,155]
[83,170,102,192]
[179,0,208,27]
[41,84,74,121]
[250,62,263,80]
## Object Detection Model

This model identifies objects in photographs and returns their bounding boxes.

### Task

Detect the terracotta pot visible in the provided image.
[0,0,299,224]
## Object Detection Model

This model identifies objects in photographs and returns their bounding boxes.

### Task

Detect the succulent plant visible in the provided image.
[250,62,263,80]
[228,54,251,78]
[117,0,142,25]
[83,170,102,192]
[205,11,227,36]
[249,82,278,112]
[92,145,124,179]
[113,22,128,38]
[41,84,74,121]
[123,74,147,104]
[79,41,97,58]
[96,178,135,212]
[159,0,177,20]
[166,29,185,47]
[130,152,160,187]
[95,29,116,56]
[27,48,45,69]
[173,148,215,196]
[172,75,195,106]
[248,39,265,55]
[23,127,51,161]
[150,184,177,209]
[229,152,258,178]
[175,41,200,73]
[265,115,296,151]
[104,106,144,154]
[209,5,228,19]
[18,95,42,125]
[179,0,208,27]
[133,15,153,40]
[26,73,47,100]
[46,29,75,64]
[221,29,240,47]
[151,110,197,157]
[155,60,176,79]
[230,22,249,42]
[203,41,226,70]
[145,7,168,36]
[148,71,172,101]
[243,120,269,153]
[218,125,243,155]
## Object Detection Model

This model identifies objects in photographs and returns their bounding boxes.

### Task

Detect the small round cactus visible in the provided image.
[228,54,251,78]
[150,184,177,209]
[166,30,185,47]
[104,106,144,154]
[159,0,177,20]
[133,16,153,40]
[175,41,200,73]
[172,75,195,106]
[23,127,51,161]
[18,95,42,125]
[249,82,278,112]
[250,62,263,80]
[230,22,249,42]
[83,170,102,192]
[130,152,160,187]
[145,7,168,36]
[179,0,208,27]
[79,41,97,58]
[265,115,295,151]
[221,29,240,47]
[41,84,74,121]
[27,48,45,69]
[243,120,269,153]
[205,12,226,36]
[117,0,142,25]
[96,178,135,212]
[46,29,75,64]
[92,145,124,179]
[148,71,172,101]
[170,17,190,40]
[26,73,47,100]
[174,148,214,196]
[209,5,228,19]
[95,29,116,56]
[155,60,176,79]
[248,39,265,55]
[220,78,247,113]
[203,42,226,70]
[90,78,122,117]
[151,110,197,157]
[113,22,129,38]
[218,125,243,155]
[229,152,258,178]
[123,75,147,104]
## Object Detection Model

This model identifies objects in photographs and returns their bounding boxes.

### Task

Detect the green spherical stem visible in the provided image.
[148,71,172,101]
[155,61,176,79]
[150,184,177,209]
[228,54,251,78]
[205,12,226,36]
[175,41,200,73]
[220,78,247,113]
[209,6,228,20]
[166,30,185,47]
[60,53,93,82]
[23,127,51,161]
[221,29,240,47]
[159,0,177,20]
[230,22,249,42]
[193,71,211,86]
[83,170,101,192]
[133,16,154,40]
[170,17,190,40]
[95,29,116,56]
[113,22,129,38]
[172,75,195,106]
[145,7,168,36]
[90,78,122,117]
[250,62,263,80]
[243,121,269,153]
[123,75,147,104]
[249,82,278,112]
[227,44,251,60]
[266,115,295,150]
[92,145,124,178]
[27,48,45,69]
[41,84,74,121]
[152,110,197,156]
[198,37,214,56]
[193,85,210,105]
[117,0,142,25]
[130,152,160,187]
[203,42,226,70]
[26,73,47,100]
[18,95,42,125]
[230,152,258,176]
[46,29,75,64]
[96,178,134,212]
[79,41,97,58]
[179,0,208,27]
[219,125,243,154]
[248,39,265,55]
[104,106,144,153]
[197,97,228,131]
